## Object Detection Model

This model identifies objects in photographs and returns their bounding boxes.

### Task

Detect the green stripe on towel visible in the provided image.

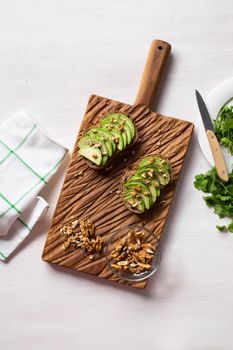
[0,193,21,216]
[0,123,37,165]
[0,139,47,184]
[17,218,31,231]
[0,152,67,218]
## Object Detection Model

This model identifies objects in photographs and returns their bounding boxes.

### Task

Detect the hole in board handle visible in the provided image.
[158,46,163,50]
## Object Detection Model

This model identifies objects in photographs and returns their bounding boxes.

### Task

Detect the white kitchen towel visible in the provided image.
[0,111,68,259]
[0,196,49,261]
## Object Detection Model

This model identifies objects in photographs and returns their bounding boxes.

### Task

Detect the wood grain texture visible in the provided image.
[42,94,194,289]
[2,1,233,348]
[206,129,229,182]
[134,40,171,108]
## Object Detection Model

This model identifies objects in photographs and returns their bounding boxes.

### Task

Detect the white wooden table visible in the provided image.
[1,1,233,349]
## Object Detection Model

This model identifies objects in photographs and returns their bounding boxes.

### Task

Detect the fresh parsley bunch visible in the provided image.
[214,106,233,154]
[194,167,233,232]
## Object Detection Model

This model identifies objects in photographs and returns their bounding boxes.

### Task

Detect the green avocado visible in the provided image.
[124,180,152,210]
[100,113,136,146]
[78,136,108,156]
[141,193,151,210]
[86,130,113,157]
[137,156,155,168]
[99,121,125,151]
[78,136,109,166]
[156,171,170,186]
[100,120,127,149]
[125,175,150,186]
[78,145,102,166]
[86,126,116,152]
[123,192,145,213]
[105,113,136,139]
[139,156,170,172]
[91,127,117,151]
[136,166,170,186]
[78,112,137,167]
[107,114,134,144]
[148,185,157,202]
[124,180,151,193]
[139,163,166,174]
[123,155,171,212]
[135,168,154,179]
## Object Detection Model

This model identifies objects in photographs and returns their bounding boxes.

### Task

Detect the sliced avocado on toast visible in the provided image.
[122,155,172,213]
[78,112,136,168]
[100,113,135,145]
[78,145,103,166]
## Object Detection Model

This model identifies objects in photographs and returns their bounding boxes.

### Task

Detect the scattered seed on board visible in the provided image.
[60,218,103,259]
[76,171,84,177]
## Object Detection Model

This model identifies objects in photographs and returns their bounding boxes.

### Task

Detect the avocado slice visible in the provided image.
[148,185,157,202]
[86,131,113,157]
[125,175,160,204]
[99,121,124,151]
[125,175,151,186]
[117,125,127,148]
[155,171,170,186]
[139,156,170,172]
[143,164,171,186]
[136,166,170,186]
[86,127,116,153]
[78,145,102,166]
[105,113,136,139]
[78,136,109,166]
[135,168,154,179]
[124,180,151,194]
[140,193,151,210]
[103,114,134,144]
[101,113,136,146]
[124,180,152,209]
[78,136,108,157]
[123,187,151,211]
[101,120,127,149]
[138,156,155,168]
[123,155,171,211]
[121,123,132,145]
[123,192,145,213]
[151,159,170,173]
[137,202,145,213]
[97,128,117,152]
[148,182,160,202]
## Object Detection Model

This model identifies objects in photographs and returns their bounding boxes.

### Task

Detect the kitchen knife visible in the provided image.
[195,89,229,182]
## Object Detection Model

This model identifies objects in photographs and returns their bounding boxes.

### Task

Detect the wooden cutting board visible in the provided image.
[42,40,194,289]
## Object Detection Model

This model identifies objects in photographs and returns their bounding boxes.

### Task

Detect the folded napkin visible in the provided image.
[0,196,49,261]
[0,111,68,260]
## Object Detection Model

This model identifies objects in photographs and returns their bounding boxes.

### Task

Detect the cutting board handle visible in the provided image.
[134,39,171,109]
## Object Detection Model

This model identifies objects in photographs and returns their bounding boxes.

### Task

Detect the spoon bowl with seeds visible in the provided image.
[105,225,161,282]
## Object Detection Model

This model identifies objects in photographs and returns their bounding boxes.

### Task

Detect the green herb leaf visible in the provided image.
[194,167,233,233]
[216,225,227,231]
[214,106,233,154]
[228,222,233,233]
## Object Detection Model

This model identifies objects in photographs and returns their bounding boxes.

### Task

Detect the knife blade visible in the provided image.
[195,90,229,182]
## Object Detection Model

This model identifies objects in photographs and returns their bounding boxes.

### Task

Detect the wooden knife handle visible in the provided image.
[207,129,229,182]
[134,39,171,109]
